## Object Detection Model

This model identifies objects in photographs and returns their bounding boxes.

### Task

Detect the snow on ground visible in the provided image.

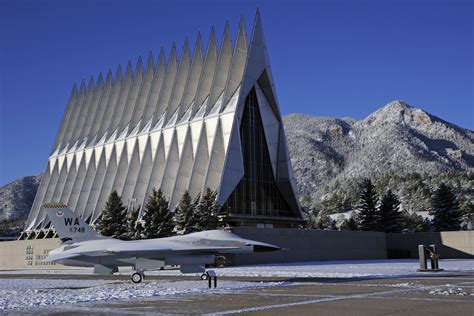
[429,286,473,296]
[1,259,473,278]
[0,279,284,312]
[207,259,474,278]
[329,211,433,223]
[0,259,473,311]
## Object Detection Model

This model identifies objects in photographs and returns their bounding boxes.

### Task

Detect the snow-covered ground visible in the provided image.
[0,279,284,312]
[2,259,471,278]
[1,259,472,312]
[328,210,433,222]
[210,259,474,278]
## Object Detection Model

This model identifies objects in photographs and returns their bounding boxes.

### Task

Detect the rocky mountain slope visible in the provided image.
[284,100,473,213]
[0,175,42,221]
[0,174,42,236]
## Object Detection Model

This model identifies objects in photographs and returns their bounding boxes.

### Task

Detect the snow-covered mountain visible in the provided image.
[284,100,473,212]
[0,175,42,221]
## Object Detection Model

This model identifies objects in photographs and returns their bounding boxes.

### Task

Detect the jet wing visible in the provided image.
[44,252,82,262]
[45,244,240,262]
[44,250,120,262]
[104,242,241,256]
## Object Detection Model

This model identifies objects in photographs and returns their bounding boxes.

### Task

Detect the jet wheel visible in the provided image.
[200,273,208,280]
[131,272,143,283]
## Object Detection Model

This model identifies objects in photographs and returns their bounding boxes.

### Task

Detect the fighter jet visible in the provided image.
[43,204,280,283]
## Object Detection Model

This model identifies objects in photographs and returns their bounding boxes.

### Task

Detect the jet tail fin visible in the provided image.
[44,204,105,243]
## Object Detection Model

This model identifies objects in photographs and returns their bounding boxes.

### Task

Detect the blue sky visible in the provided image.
[0,0,472,186]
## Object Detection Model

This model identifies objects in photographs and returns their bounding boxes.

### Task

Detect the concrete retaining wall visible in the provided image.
[2,230,471,270]
[0,238,64,269]
[386,231,474,259]
[230,228,387,265]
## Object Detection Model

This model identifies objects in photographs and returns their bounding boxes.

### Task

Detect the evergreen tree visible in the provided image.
[340,198,353,213]
[301,208,318,229]
[124,206,142,240]
[185,193,202,233]
[203,188,219,230]
[430,183,462,231]
[315,210,337,230]
[335,214,346,229]
[95,191,127,238]
[461,202,474,230]
[174,191,193,235]
[378,190,403,233]
[340,213,359,231]
[400,210,431,232]
[357,178,380,231]
[193,188,219,231]
[142,188,174,238]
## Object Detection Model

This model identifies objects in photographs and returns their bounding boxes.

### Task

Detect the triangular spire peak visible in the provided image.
[169,42,178,62]
[157,47,165,65]
[238,8,278,109]
[105,68,113,84]
[96,72,104,89]
[222,14,248,106]
[237,15,247,40]
[195,31,203,51]
[135,56,144,74]
[250,7,265,49]
[115,64,123,81]
[235,15,247,50]
[71,82,78,96]
[223,21,232,47]
[239,14,245,31]
[146,51,154,70]
[124,60,133,77]
[78,79,86,95]
[87,76,95,91]
[207,27,217,56]
[181,37,190,59]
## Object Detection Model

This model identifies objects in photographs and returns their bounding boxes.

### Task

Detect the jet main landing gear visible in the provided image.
[131,271,145,283]
[201,270,217,288]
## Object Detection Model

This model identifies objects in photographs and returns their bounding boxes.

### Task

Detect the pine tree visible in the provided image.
[400,210,431,232]
[185,193,202,234]
[142,188,174,238]
[430,183,462,231]
[301,207,318,229]
[193,188,219,231]
[174,191,193,235]
[461,202,474,230]
[315,213,337,230]
[358,178,380,231]
[95,190,127,238]
[202,188,219,230]
[342,214,359,231]
[124,206,142,240]
[378,190,403,233]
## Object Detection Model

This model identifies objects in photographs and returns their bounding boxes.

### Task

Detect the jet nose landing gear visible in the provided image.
[131,271,145,283]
